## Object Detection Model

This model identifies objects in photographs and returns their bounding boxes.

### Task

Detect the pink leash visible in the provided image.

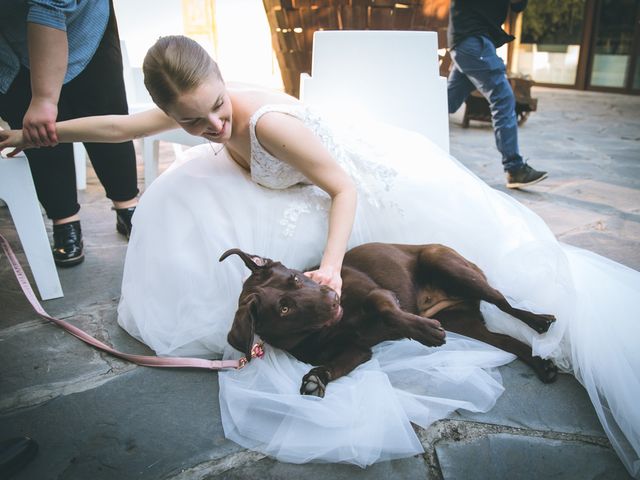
[1,232,244,370]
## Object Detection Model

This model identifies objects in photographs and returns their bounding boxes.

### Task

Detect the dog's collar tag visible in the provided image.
[237,341,266,369]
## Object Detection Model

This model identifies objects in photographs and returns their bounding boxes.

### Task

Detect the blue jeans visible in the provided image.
[448,35,524,172]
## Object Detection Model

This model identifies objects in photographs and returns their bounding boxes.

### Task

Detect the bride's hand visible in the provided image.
[304,266,342,298]
[0,129,31,157]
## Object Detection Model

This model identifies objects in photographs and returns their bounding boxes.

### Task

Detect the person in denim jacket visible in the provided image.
[0,0,138,267]
[447,0,548,189]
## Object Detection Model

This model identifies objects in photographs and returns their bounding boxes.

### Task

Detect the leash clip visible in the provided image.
[237,341,265,369]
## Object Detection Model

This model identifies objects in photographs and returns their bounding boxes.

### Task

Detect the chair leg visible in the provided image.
[73,143,87,191]
[142,138,160,189]
[171,144,184,163]
[7,198,63,299]
[1,157,63,300]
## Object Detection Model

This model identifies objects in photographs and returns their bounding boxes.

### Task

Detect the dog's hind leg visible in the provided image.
[418,245,555,334]
[300,347,372,398]
[439,309,558,383]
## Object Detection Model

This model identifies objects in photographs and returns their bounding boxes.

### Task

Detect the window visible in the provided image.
[516,0,586,85]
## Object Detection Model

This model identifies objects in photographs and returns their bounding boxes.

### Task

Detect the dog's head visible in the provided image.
[220,248,342,361]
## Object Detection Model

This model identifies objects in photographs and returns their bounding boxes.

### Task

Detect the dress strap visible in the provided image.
[248,103,308,131]
[248,103,314,190]
[249,104,308,152]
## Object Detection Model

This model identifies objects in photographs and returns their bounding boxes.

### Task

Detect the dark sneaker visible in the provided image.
[114,206,136,239]
[506,163,548,189]
[52,220,84,267]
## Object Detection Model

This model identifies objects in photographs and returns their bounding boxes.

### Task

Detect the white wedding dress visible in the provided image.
[118,104,639,474]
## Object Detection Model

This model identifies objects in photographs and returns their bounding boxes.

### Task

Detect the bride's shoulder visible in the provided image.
[228,83,300,116]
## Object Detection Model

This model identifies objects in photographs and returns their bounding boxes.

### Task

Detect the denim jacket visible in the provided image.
[0,0,109,93]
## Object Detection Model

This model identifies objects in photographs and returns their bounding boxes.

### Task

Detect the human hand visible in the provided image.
[0,128,31,157]
[22,98,58,147]
[304,265,342,297]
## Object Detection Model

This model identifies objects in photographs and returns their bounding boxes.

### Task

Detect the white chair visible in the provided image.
[120,41,207,188]
[0,150,63,300]
[300,30,449,153]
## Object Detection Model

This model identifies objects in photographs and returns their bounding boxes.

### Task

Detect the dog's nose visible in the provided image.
[320,285,340,305]
[330,290,340,306]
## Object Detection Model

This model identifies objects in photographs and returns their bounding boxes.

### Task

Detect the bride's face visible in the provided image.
[167,74,233,143]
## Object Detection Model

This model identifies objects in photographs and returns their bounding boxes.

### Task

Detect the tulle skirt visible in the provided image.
[117,120,639,474]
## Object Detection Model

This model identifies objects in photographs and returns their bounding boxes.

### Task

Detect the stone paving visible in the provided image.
[1,87,639,479]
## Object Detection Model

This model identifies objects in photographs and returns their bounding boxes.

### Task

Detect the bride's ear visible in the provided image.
[227,292,259,360]
[219,248,271,272]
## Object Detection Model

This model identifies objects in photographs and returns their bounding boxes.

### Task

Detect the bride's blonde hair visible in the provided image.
[143,35,222,111]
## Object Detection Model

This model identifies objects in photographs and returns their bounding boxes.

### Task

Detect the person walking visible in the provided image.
[447,0,548,189]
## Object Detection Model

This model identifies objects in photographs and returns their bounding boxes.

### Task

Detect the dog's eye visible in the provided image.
[280,305,290,315]
[290,274,301,285]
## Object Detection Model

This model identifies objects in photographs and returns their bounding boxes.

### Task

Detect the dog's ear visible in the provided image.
[219,248,271,273]
[227,292,259,361]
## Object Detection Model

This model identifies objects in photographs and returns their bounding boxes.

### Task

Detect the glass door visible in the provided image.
[515,0,587,86]
[588,0,640,91]
[631,11,640,92]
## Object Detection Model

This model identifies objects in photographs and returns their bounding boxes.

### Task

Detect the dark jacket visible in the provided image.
[448,0,528,49]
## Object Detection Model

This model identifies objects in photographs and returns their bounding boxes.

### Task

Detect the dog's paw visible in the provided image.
[533,356,558,383]
[300,367,331,398]
[533,314,556,334]
[418,318,447,347]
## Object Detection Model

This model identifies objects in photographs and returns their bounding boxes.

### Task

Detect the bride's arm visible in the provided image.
[0,108,179,156]
[255,112,357,296]
[56,108,179,142]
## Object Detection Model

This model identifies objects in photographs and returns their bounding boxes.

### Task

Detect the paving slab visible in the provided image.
[1,368,240,480]
[0,318,132,413]
[455,361,605,438]
[0,224,128,326]
[204,455,431,480]
[435,433,631,480]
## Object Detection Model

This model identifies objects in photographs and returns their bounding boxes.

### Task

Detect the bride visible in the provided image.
[1,35,638,475]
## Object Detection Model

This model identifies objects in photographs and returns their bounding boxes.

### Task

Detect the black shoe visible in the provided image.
[0,437,38,478]
[506,163,548,189]
[114,206,136,239]
[52,220,84,267]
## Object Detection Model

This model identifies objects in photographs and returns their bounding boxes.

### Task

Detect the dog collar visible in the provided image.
[238,341,266,369]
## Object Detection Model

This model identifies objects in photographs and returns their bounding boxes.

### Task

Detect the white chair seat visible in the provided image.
[0,151,63,300]
[141,129,207,184]
[300,30,449,153]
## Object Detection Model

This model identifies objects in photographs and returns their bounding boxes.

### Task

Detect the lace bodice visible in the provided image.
[250,103,398,194]
[249,104,319,189]
[248,103,400,236]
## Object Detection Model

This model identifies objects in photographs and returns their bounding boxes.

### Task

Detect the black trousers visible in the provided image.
[0,4,138,220]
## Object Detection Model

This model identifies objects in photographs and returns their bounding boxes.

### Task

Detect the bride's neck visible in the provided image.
[224,144,248,170]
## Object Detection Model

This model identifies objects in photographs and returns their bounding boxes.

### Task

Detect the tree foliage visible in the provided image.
[521,0,586,45]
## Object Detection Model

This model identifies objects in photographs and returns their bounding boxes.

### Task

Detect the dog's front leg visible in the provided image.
[364,288,447,347]
[300,347,372,398]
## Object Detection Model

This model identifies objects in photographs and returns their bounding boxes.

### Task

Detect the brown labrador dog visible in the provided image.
[221,243,557,398]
